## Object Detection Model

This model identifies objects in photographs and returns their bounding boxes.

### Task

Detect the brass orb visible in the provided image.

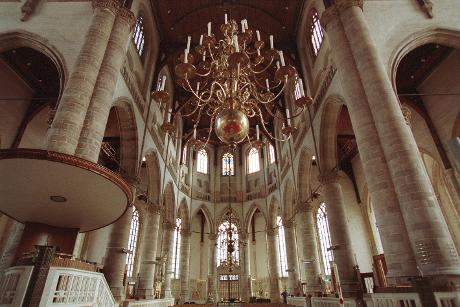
[215,109,249,144]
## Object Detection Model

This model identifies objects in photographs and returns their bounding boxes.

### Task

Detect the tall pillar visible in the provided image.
[319,170,357,295]
[283,220,300,295]
[322,0,460,280]
[103,206,133,301]
[161,221,175,298]
[179,229,191,303]
[266,227,280,303]
[137,203,161,299]
[46,0,119,155]
[75,7,136,162]
[207,233,218,302]
[0,220,25,273]
[320,1,418,284]
[297,202,321,295]
[239,232,251,302]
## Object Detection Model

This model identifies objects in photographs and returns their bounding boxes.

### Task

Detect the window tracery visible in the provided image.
[126,208,139,278]
[276,216,288,277]
[222,152,235,176]
[197,148,208,174]
[133,16,145,56]
[317,202,333,275]
[247,147,260,174]
[310,10,324,57]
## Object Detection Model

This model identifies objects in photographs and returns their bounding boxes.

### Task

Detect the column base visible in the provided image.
[110,286,125,302]
[136,288,155,300]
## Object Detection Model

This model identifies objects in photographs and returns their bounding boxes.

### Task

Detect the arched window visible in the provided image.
[126,208,139,278]
[172,218,182,279]
[222,152,235,176]
[133,16,145,56]
[217,214,239,266]
[316,203,333,275]
[269,144,276,164]
[247,147,260,174]
[182,145,187,165]
[309,10,324,57]
[197,149,208,174]
[276,216,288,277]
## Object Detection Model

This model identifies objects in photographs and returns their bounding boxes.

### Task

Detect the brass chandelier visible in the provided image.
[152,15,313,146]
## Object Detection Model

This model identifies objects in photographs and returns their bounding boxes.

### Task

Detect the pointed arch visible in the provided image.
[297,147,314,203]
[178,198,190,231]
[244,203,267,233]
[319,97,344,170]
[142,149,161,205]
[192,204,214,234]
[163,182,175,223]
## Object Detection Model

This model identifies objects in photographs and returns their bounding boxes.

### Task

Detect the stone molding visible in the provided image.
[117,7,136,31]
[180,229,192,237]
[283,219,295,228]
[296,201,314,213]
[163,221,175,231]
[266,227,277,236]
[92,0,119,15]
[208,233,218,240]
[318,169,340,184]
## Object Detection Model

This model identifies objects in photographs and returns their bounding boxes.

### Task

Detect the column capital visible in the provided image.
[117,7,136,30]
[92,0,120,15]
[208,233,218,240]
[320,0,363,28]
[283,219,295,228]
[163,220,175,231]
[266,227,277,236]
[180,229,192,237]
[297,201,314,213]
[239,231,250,241]
[318,169,340,184]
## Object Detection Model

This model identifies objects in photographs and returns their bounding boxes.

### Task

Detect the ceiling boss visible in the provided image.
[152,14,313,147]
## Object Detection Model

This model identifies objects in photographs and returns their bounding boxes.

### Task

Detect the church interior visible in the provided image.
[0,0,460,306]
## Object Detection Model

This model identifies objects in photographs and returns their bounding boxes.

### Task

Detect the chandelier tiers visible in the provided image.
[152,15,313,147]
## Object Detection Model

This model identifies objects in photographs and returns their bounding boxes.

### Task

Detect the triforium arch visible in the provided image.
[319,96,344,171]
[112,98,139,179]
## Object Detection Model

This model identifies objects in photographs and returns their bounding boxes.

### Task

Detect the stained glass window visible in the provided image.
[317,203,333,275]
[217,216,239,266]
[126,208,139,278]
[172,218,182,279]
[310,10,324,57]
[197,148,208,174]
[277,216,288,277]
[133,16,145,56]
[222,152,235,176]
[247,147,260,174]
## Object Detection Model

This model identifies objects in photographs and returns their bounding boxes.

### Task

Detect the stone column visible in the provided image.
[0,220,25,273]
[207,233,218,302]
[320,2,418,284]
[322,0,460,279]
[179,229,191,303]
[161,221,175,298]
[266,227,280,303]
[297,202,321,295]
[46,0,119,155]
[136,204,161,299]
[103,206,133,301]
[283,220,300,295]
[75,7,136,162]
[319,170,357,295]
[239,232,251,302]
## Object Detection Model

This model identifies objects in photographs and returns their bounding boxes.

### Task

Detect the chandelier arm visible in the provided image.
[207,44,216,63]
[250,57,275,74]
[184,77,220,104]
[194,67,213,77]
[197,117,214,151]
[256,108,291,142]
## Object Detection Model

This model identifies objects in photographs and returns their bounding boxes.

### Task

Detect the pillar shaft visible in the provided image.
[207,233,218,302]
[321,1,418,282]
[75,7,135,162]
[0,220,25,273]
[179,230,191,302]
[46,0,118,154]
[137,205,161,299]
[320,171,357,294]
[103,206,133,301]
[239,234,251,301]
[283,222,300,295]
[298,203,321,295]
[266,228,280,303]
[325,0,460,277]
[161,222,175,298]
